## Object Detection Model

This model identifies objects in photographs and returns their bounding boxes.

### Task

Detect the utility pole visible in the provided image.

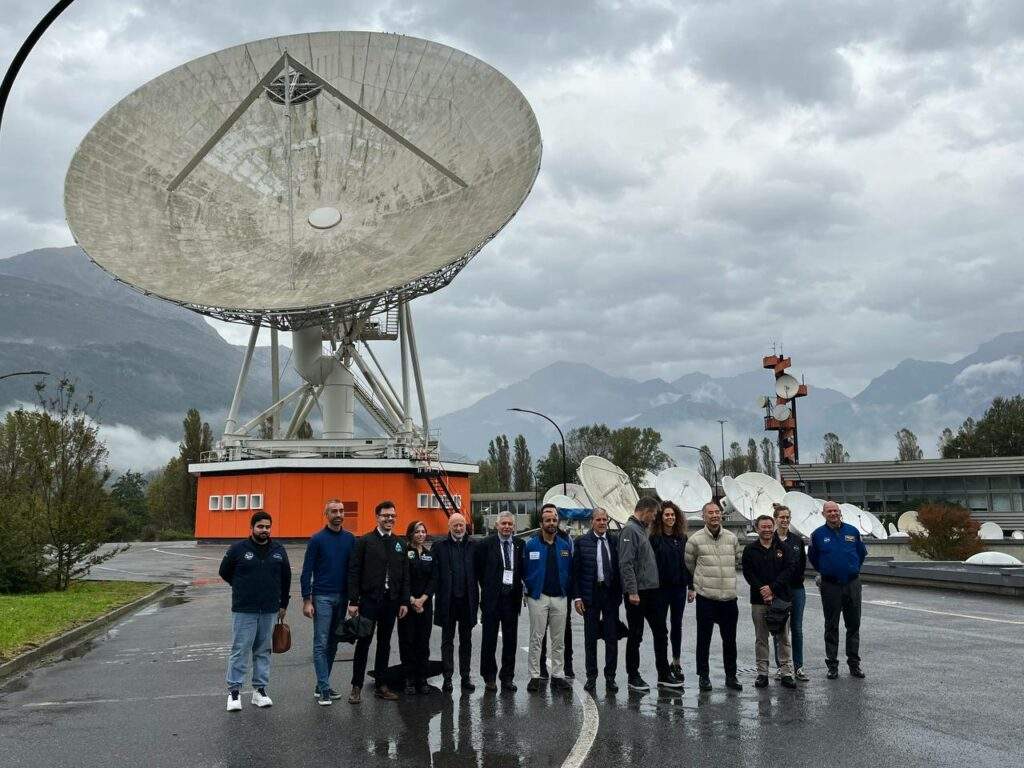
[716,419,727,469]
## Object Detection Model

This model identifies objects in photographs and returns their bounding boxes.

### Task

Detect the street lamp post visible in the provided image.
[715,419,727,468]
[675,443,720,493]
[507,407,567,494]
[0,370,49,382]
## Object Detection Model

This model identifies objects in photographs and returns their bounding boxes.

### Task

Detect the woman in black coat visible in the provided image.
[650,501,692,683]
[399,520,438,694]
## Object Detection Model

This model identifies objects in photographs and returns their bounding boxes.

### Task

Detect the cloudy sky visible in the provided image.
[3,0,1024,420]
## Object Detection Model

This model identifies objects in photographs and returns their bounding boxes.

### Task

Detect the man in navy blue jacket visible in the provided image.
[524,505,573,693]
[219,511,291,712]
[808,500,868,680]
[572,507,622,693]
[301,499,355,705]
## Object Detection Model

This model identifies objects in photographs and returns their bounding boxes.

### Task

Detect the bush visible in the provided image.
[908,502,985,561]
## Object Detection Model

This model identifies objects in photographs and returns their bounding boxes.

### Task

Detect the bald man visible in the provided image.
[808,500,867,680]
[432,513,479,692]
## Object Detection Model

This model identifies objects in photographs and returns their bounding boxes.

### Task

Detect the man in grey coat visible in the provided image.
[619,497,680,691]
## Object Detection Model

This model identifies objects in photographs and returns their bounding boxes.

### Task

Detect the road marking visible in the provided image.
[807,591,1024,625]
[23,691,225,708]
[563,681,599,768]
[151,548,220,561]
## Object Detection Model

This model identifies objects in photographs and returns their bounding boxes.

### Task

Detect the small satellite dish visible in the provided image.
[965,551,1022,566]
[887,522,899,536]
[577,456,639,526]
[858,509,887,539]
[979,521,1004,541]
[736,472,786,518]
[775,374,801,399]
[1011,530,1024,540]
[897,510,925,535]
[547,493,585,510]
[757,395,771,408]
[780,491,818,536]
[543,483,592,508]
[655,467,713,513]
[722,475,753,520]
[771,404,793,421]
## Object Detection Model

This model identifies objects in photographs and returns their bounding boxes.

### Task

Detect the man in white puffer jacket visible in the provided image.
[684,501,743,693]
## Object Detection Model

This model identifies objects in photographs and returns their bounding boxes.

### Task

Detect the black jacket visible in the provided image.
[219,538,291,613]
[650,532,693,590]
[348,529,410,606]
[475,534,524,616]
[432,536,479,627]
[741,538,794,605]
[406,544,436,604]
[572,531,622,609]
[773,532,807,588]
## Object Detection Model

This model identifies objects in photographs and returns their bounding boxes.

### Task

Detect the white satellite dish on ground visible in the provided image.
[887,522,909,539]
[547,494,585,510]
[655,467,713,513]
[839,503,875,536]
[543,483,591,508]
[722,476,753,521]
[578,456,639,526]
[965,551,1022,566]
[979,522,1004,541]
[736,472,786,518]
[1011,530,1024,540]
[780,491,818,536]
[897,510,925,535]
[860,509,887,539]
[775,374,801,399]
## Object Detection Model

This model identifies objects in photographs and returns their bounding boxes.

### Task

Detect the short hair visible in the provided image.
[250,511,272,527]
[772,504,790,518]
[496,511,515,522]
[635,496,660,515]
[701,501,721,514]
[375,500,396,516]
[540,504,559,520]
[591,507,609,520]
[406,520,426,542]
[324,498,344,513]
[755,514,774,527]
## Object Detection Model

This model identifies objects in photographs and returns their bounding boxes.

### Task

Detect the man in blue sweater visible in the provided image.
[219,511,291,712]
[808,500,868,680]
[301,499,355,706]
[524,505,573,693]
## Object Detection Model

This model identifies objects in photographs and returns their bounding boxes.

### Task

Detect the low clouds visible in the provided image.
[3,1,1024,421]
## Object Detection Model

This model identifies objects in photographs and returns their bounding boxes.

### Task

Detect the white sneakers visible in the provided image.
[251,688,273,708]
[226,691,242,712]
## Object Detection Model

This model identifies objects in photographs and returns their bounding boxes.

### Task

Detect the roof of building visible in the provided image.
[782,456,1024,480]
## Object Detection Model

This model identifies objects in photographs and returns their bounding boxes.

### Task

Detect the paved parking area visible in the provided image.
[1,542,1022,767]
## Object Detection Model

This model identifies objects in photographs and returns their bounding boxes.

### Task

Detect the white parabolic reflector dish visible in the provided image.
[979,521,1004,540]
[578,456,639,525]
[965,551,1022,566]
[547,494,585,510]
[655,468,713,513]
[780,491,818,536]
[897,510,925,535]
[543,483,591,508]
[721,476,752,520]
[735,472,786,517]
[839,503,874,536]
[64,31,543,327]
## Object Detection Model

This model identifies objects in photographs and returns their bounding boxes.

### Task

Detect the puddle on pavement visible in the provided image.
[60,638,95,661]
[159,587,192,608]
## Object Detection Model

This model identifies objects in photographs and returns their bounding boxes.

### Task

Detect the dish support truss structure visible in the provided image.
[762,354,808,490]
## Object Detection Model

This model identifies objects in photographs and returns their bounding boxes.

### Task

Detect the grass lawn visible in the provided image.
[0,580,161,663]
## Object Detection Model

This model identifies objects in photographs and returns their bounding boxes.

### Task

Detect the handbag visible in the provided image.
[765,598,792,635]
[336,613,376,644]
[272,618,292,653]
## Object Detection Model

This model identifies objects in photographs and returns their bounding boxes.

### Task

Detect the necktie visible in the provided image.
[599,536,611,583]
[502,539,512,570]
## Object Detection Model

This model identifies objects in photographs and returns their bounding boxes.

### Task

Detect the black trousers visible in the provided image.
[655,585,687,660]
[625,588,669,679]
[480,594,520,682]
[821,577,862,668]
[352,594,400,689]
[398,604,433,686]
[540,611,574,674]
[582,584,619,681]
[441,597,473,680]
[694,594,738,678]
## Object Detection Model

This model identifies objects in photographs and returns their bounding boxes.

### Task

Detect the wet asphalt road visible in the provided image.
[1,542,1022,768]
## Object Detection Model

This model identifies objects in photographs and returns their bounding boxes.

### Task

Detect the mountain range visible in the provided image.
[2,246,1022,470]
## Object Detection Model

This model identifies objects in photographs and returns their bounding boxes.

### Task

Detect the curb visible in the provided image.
[0,582,175,684]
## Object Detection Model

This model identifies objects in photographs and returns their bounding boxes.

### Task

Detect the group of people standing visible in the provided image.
[217,495,868,711]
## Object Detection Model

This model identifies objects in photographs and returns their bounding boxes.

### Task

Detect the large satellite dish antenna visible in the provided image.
[965,551,1022,566]
[839,503,874,536]
[547,494,585,510]
[897,510,925,535]
[780,491,818,536]
[543,483,592,508]
[721,476,753,521]
[979,521,1004,541]
[655,467,713,513]
[65,31,542,460]
[577,456,639,525]
[775,373,801,399]
[736,472,786,518]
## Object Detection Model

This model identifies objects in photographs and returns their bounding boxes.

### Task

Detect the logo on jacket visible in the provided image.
[844,535,855,542]
[395,541,403,552]
[823,537,831,543]
[243,552,254,560]
[273,553,283,559]
[408,550,416,559]
[775,550,783,559]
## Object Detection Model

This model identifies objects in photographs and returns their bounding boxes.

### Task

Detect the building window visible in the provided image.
[967,494,988,512]
[905,478,923,493]
[209,495,221,511]
[250,494,263,510]
[992,494,1011,512]
[844,479,865,493]
[924,478,944,493]
[236,495,249,510]
[866,479,881,492]
[990,476,1010,490]
[222,495,234,511]
[964,476,987,491]
[883,478,904,492]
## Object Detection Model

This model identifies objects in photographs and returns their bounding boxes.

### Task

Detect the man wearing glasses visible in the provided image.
[347,501,410,703]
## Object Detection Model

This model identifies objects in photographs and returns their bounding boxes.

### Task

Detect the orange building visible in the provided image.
[190,458,476,539]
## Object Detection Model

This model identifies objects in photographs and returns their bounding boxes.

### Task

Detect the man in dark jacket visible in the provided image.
[742,515,796,689]
[572,507,622,693]
[772,504,809,681]
[432,512,478,692]
[347,500,410,703]
[809,500,868,680]
[476,511,523,692]
[219,511,291,712]
[300,499,355,705]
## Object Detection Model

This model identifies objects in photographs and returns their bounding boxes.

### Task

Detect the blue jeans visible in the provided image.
[226,612,276,691]
[774,586,806,670]
[312,593,343,692]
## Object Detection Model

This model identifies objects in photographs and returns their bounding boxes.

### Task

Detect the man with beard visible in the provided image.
[524,505,573,693]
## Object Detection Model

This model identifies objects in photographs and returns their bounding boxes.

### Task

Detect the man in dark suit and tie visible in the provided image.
[432,513,479,693]
[476,511,524,692]
[572,507,622,693]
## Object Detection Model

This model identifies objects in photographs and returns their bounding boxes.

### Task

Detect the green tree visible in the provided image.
[908,502,984,561]
[746,438,760,474]
[760,437,777,477]
[145,456,192,539]
[609,426,671,489]
[936,427,954,456]
[471,459,501,493]
[535,442,564,494]
[486,435,513,491]
[722,441,746,476]
[942,396,1024,458]
[0,411,48,592]
[108,470,148,541]
[821,432,849,463]
[896,428,923,461]
[566,424,613,467]
[698,444,717,488]
[512,434,532,492]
